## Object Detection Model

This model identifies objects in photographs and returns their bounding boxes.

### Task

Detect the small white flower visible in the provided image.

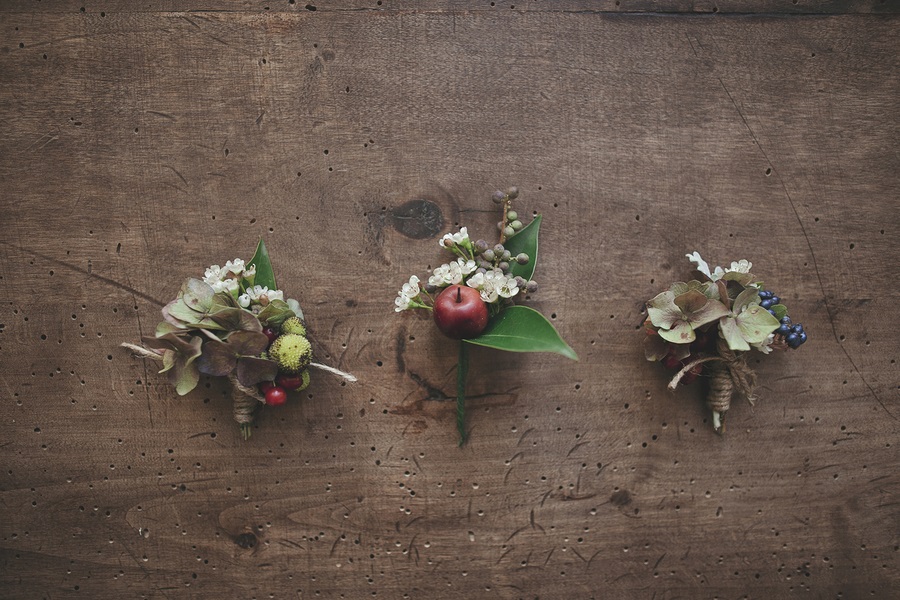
[267,289,284,302]
[726,259,752,274]
[429,262,465,286]
[203,264,223,284]
[238,294,251,308]
[222,259,246,276]
[401,275,421,299]
[211,278,240,295]
[752,332,775,354]
[440,227,469,248]
[457,258,477,275]
[686,252,725,281]
[394,276,422,312]
[497,276,519,299]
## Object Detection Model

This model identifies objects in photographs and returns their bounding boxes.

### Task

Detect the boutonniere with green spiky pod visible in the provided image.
[643,252,808,433]
[395,186,578,446]
[122,240,355,439]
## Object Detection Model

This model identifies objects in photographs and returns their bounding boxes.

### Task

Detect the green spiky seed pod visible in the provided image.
[282,316,307,336]
[269,333,313,374]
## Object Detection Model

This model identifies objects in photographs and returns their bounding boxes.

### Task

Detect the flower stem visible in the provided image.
[498,196,511,245]
[456,342,470,446]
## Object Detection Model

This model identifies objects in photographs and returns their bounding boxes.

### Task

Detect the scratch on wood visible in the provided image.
[0,240,165,306]
[163,165,189,186]
[145,110,177,121]
[717,77,893,420]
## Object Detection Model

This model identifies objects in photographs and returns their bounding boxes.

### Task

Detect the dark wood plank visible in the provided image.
[1,8,898,599]
[1,0,898,14]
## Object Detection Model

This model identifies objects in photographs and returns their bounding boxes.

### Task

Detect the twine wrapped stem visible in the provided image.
[668,338,757,433]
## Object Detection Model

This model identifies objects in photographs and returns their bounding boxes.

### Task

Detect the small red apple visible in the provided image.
[433,285,489,339]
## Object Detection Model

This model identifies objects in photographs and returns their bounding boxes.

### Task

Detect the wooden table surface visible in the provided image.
[1,1,898,598]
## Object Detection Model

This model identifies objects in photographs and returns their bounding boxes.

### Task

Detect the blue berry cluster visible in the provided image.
[759,290,807,349]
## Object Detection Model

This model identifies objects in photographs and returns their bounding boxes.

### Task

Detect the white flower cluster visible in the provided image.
[686,252,752,282]
[203,259,256,294]
[394,275,422,312]
[466,268,519,303]
[428,258,477,287]
[238,285,284,308]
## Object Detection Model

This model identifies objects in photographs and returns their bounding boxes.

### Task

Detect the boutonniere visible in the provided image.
[644,252,807,432]
[395,187,577,445]
[122,241,355,438]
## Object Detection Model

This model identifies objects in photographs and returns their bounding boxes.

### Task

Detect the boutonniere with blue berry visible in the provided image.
[395,187,578,445]
[122,240,355,438]
[643,252,808,432]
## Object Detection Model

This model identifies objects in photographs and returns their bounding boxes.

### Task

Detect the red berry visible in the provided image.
[262,327,279,344]
[432,285,489,339]
[265,386,287,406]
[276,373,304,391]
[258,381,276,394]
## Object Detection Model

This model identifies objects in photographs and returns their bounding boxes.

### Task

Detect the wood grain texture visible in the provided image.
[1,5,898,599]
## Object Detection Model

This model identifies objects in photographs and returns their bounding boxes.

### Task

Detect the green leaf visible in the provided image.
[658,320,695,344]
[257,300,297,328]
[736,304,780,344]
[719,317,750,351]
[732,287,760,315]
[464,305,578,360]
[505,215,541,281]
[248,239,277,291]
[647,291,681,330]
[771,303,788,321]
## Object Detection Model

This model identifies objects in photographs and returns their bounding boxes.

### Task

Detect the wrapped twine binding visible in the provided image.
[667,338,757,433]
[120,342,356,439]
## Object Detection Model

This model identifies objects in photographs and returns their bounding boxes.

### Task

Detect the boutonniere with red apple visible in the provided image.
[395,187,577,445]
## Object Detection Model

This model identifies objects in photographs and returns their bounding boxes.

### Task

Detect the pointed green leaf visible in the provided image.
[504,215,541,281]
[464,305,578,360]
[173,362,200,395]
[736,304,780,344]
[771,303,788,321]
[248,239,277,291]
[658,320,695,344]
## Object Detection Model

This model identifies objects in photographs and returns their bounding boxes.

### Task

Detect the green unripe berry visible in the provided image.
[501,250,511,261]
[504,226,515,238]
[493,244,505,255]
[269,333,313,375]
[507,186,519,199]
[516,253,529,265]
[510,220,523,231]
[281,316,307,336]
[482,249,495,262]
[498,261,510,272]
[507,210,518,221]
